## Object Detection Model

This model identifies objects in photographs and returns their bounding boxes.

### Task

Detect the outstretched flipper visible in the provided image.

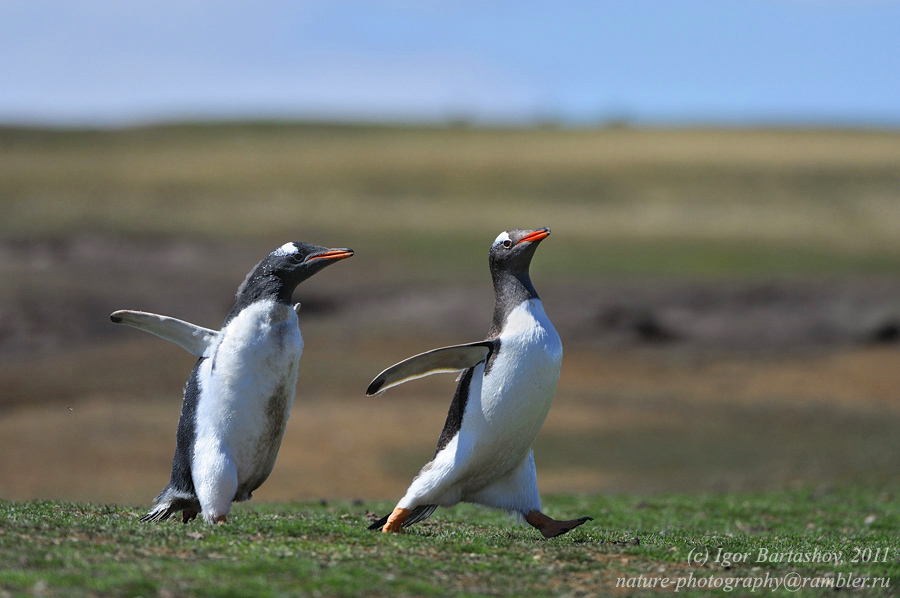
[110,310,219,357]
[366,341,495,395]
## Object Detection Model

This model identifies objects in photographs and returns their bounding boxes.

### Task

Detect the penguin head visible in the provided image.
[489,228,550,276]
[272,241,354,284]
[237,241,354,301]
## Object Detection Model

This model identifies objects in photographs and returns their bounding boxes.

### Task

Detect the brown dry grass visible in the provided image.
[3,126,900,256]
[2,124,900,507]
[3,337,899,505]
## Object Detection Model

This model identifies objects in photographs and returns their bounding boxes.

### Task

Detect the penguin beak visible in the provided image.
[516,228,550,245]
[307,248,355,262]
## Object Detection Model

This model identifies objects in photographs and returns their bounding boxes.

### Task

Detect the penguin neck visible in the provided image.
[488,269,539,338]
[225,275,294,325]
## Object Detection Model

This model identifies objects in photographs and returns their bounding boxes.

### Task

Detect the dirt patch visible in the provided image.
[4,236,900,358]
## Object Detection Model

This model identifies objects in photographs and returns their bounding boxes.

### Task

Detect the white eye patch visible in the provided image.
[273,242,299,256]
[492,232,511,247]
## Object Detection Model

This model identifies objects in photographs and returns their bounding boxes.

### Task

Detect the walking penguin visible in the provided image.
[111,241,353,524]
[366,228,591,537]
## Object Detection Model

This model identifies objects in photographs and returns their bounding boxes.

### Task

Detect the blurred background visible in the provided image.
[1,1,899,506]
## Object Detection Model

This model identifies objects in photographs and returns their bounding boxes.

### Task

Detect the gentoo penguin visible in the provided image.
[110,241,353,524]
[366,228,591,538]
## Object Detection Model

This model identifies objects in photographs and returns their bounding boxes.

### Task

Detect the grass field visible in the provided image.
[2,491,897,597]
[2,123,900,595]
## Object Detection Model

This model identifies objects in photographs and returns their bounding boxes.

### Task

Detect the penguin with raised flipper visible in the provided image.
[366,228,591,538]
[111,242,353,524]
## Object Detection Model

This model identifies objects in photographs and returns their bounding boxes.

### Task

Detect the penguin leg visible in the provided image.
[372,434,470,533]
[467,451,542,516]
[182,509,199,524]
[467,452,592,538]
[523,511,593,539]
[193,443,239,525]
[382,507,413,533]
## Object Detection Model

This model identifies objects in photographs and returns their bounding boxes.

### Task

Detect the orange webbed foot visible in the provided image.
[382,507,412,533]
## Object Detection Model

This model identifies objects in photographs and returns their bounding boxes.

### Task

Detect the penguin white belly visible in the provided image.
[192,300,303,517]
[458,298,562,495]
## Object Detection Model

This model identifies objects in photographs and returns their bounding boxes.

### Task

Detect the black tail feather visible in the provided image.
[140,503,175,523]
[367,514,389,531]
[140,487,201,523]
[404,504,438,527]
[367,504,439,531]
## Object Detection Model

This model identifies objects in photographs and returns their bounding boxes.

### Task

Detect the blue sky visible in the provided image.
[1,1,898,126]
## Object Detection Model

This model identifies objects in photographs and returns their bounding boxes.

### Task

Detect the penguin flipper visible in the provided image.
[110,310,219,357]
[366,341,495,395]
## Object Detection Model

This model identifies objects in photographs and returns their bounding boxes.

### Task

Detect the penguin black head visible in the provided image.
[266,241,355,287]
[489,228,550,277]
[235,242,354,305]
[487,228,550,337]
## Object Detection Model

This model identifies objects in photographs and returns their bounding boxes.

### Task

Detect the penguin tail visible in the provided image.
[140,488,201,523]
[140,503,175,523]
[367,514,388,530]
[367,504,438,531]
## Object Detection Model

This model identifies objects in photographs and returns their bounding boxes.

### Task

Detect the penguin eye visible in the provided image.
[501,239,513,248]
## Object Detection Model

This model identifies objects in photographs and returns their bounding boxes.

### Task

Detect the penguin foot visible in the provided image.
[524,510,593,538]
[382,507,412,533]
[182,510,198,524]
[214,515,228,525]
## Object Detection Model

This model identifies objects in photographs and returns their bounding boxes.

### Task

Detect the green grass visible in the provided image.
[1,491,897,597]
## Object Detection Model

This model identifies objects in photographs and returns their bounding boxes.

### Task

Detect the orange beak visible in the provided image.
[516,228,550,245]
[307,249,355,262]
